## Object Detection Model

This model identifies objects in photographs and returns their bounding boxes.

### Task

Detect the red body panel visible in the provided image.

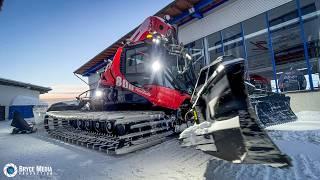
[99,47,190,110]
[249,74,269,85]
[99,16,190,110]
[129,16,175,44]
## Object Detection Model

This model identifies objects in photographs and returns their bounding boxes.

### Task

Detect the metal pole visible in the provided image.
[220,31,225,55]
[296,0,314,90]
[203,37,210,65]
[240,22,249,80]
[265,12,279,93]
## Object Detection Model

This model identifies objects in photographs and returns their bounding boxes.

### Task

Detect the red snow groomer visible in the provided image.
[97,16,191,111]
[45,16,195,154]
[45,16,295,167]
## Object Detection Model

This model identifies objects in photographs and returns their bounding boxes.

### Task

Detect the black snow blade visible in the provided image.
[247,84,297,127]
[181,56,292,167]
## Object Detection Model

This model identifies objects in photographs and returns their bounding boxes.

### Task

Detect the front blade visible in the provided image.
[182,56,292,167]
[247,83,297,127]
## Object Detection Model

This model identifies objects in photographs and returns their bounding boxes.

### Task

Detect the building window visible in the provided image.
[222,23,244,58]
[301,0,320,89]
[180,0,320,92]
[269,1,310,92]
[207,32,222,62]
[243,14,275,91]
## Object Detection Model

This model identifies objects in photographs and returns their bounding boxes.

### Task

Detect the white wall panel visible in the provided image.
[0,85,39,119]
[178,0,293,44]
[288,91,320,112]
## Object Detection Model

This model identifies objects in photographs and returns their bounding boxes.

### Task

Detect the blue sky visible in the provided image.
[0,0,172,99]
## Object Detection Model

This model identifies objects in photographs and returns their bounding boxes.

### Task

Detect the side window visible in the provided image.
[136,46,148,73]
[124,46,151,87]
[125,46,148,74]
[126,49,137,74]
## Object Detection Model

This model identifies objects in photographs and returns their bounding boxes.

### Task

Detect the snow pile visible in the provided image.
[180,116,239,138]
[179,121,211,139]
[266,111,320,131]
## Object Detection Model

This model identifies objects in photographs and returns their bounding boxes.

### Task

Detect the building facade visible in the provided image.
[76,0,320,112]
[181,0,320,93]
[0,78,51,120]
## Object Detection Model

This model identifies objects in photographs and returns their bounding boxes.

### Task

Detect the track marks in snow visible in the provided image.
[293,154,318,180]
[262,167,270,180]
[2,117,320,180]
[269,130,320,145]
[304,156,320,178]
[234,165,246,179]
[130,166,145,179]
[100,139,211,180]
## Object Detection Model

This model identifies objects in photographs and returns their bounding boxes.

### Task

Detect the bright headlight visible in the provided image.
[152,60,162,72]
[95,90,103,97]
[152,38,160,44]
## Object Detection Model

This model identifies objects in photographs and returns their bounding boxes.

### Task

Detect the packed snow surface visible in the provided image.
[266,111,320,131]
[0,111,320,180]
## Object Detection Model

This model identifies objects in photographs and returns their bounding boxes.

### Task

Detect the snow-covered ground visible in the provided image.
[0,111,320,180]
[266,111,320,131]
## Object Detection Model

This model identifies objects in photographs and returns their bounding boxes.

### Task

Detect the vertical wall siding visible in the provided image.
[178,0,293,44]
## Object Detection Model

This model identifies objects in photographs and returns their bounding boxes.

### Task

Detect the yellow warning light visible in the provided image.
[146,34,153,39]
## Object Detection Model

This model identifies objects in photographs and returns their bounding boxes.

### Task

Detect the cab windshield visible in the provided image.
[124,43,194,93]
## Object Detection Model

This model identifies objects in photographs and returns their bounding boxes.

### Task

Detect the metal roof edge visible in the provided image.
[0,77,52,94]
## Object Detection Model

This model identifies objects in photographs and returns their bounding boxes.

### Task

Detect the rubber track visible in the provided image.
[44,111,175,154]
